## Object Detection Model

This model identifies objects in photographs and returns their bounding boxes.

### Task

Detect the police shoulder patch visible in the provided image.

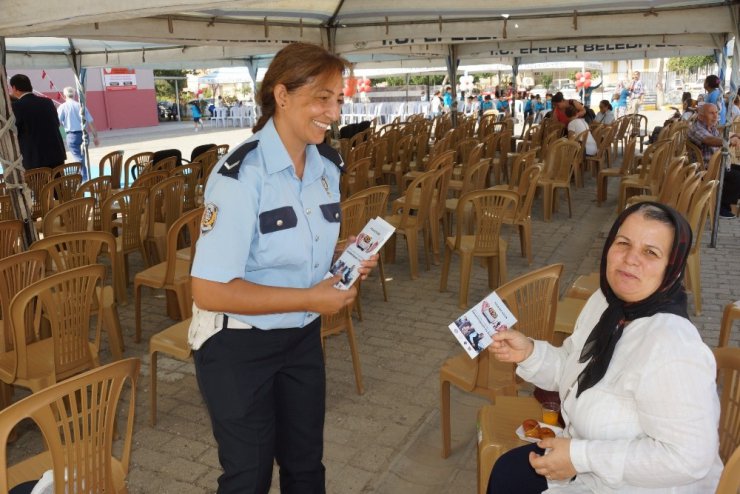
[201,202,218,234]
[218,140,259,179]
[316,142,345,173]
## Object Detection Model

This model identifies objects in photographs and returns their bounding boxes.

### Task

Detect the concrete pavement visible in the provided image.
[9,115,740,493]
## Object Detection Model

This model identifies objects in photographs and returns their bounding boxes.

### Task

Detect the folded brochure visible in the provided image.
[449,291,517,358]
[325,216,395,290]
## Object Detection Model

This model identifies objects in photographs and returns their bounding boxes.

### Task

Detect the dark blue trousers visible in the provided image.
[487,443,549,494]
[195,318,325,494]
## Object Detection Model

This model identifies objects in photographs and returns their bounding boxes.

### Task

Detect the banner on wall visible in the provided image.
[102,68,137,91]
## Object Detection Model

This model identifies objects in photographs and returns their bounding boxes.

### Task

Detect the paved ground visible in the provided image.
[8,114,740,493]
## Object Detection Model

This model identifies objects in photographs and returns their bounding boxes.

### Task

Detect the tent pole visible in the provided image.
[0,37,39,248]
[709,34,731,248]
[68,38,90,182]
[446,44,459,128]
[175,79,181,121]
[511,56,520,121]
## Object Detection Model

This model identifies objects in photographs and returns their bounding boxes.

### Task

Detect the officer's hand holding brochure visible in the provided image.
[449,292,517,358]
[325,217,395,290]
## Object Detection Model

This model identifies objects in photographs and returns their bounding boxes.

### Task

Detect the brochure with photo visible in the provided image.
[448,292,518,358]
[325,217,395,290]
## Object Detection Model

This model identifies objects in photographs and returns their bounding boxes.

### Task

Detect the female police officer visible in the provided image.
[189,43,376,494]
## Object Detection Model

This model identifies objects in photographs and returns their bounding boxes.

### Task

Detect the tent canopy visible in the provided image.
[1,1,737,71]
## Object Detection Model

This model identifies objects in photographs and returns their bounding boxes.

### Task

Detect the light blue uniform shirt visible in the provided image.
[191,118,342,330]
[57,100,93,132]
[704,88,726,125]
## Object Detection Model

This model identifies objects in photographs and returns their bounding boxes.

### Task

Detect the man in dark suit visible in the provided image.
[9,74,66,170]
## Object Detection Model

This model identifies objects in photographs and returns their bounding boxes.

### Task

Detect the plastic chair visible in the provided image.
[0,265,104,394]
[0,250,47,353]
[440,189,518,309]
[685,180,718,316]
[440,263,564,458]
[719,301,740,348]
[536,138,580,222]
[75,175,112,231]
[123,151,154,187]
[134,208,202,343]
[24,167,52,220]
[146,176,185,264]
[716,446,740,494]
[30,231,126,359]
[585,123,618,179]
[170,163,201,211]
[629,113,649,152]
[0,358,139,493]
[41,197,94,238]
[341,157,372,197]
[39,174,82,218]
[0,220,23,259]
[477,396,542,494]
[493,164,542,265]
[565,272,600,300]
[714,346,740,494]
[384,169,437,280]
[349,185,391,302]
[51,162,81,179]
[98,150,125,189]
[321,307,364,395]
[616,139,673,212]
[445,159,492,236]
[149,318,191,425]
[597,137,636,206]
[102,187,150,304]
[132,169,169,189]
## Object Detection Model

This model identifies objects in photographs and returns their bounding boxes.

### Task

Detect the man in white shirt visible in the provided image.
[57,86,99,181]
[430,90,443,117]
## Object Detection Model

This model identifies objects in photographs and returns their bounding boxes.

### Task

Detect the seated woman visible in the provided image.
[487,202,722,494]
[565,106,597,157]
[593,100,615,125]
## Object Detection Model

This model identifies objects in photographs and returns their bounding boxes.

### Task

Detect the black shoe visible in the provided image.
[719,207,736,219]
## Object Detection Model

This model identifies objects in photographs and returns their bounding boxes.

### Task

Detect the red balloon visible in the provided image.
[584,72,592,79]
[575,80,584,89]
[575,72,583,80]
[584,80,592,88]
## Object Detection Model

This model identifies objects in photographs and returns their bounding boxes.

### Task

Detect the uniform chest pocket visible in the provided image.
[259,206,298,234]
[320,202,341,223]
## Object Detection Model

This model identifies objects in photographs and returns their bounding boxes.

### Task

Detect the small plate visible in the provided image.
[515,422,564,443]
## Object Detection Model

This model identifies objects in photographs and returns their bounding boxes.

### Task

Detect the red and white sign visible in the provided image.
[102,68,137,91]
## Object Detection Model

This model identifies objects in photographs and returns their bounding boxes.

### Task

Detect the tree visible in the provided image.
[667,56,715,74]
[154,69,191,101]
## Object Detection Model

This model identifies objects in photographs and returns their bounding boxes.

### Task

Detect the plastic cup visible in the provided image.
[542,402,560,426]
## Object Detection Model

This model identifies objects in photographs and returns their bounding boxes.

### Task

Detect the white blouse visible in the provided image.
[517,290,723,493]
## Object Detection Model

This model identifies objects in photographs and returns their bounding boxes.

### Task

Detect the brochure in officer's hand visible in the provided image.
[449,292,518,358]
[325,217,395,290]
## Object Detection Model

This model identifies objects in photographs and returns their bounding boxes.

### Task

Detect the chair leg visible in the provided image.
[354,281,363,321]
[543,185,553,222]
[384,234,397,264]
[115,252,128,305]
[440,244,452,292]
[150,349,158,425]
[521,222,532,265]
[565,187,573,218]
[378,254,388,302]
[134,283,143,344]
[687,252,702,316]
[458,252,473,310]
[441,377,452,459]
[718,304,738,347]
[596,175,606,206]
[498,245,508,286]
[429,216,441,266]
[102,303,124,360]
[406,230,419,280]
[345,317,364,395]
[486,257,498,290]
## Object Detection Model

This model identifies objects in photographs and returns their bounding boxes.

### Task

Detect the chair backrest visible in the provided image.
[497,263,564,342]
[42,197,94,237]
[668,121,690,157]
[75,175,112,231]
[715,446,740,494]
[102,187,150,255]
[40,174,82,217]
[545,138,580,181]
[674,168,703,216]
[342,157,372,197]
[150,156,177,176]
[704,149,722,182]
[164,208,203,285]
[629,113,648,137]
[515,164,543,222]
[339,196,367,242]
[684,139,704,168]
[456,138,481,166]
[619,137,638,175]
[24,167,53,219]
[132,170,169,189]
[169,163,201,211]
[452,189,518,254]
[0,250,47,353]
[714,346,740,464]
[0,358,139,494]
[149,176,185,233]
[348,185,390,222]
[51,162,82,179]
[10,264,104,383]
[644,139,674,192]
[460,159,491,196]
[509,149,538,186]
[686,180,717,253]
[190,143,217,162]
[98,150,125,188]
[396,169,437,228]
[0,219,23,259]
[124,152,155,187]
[151,149,183,168]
